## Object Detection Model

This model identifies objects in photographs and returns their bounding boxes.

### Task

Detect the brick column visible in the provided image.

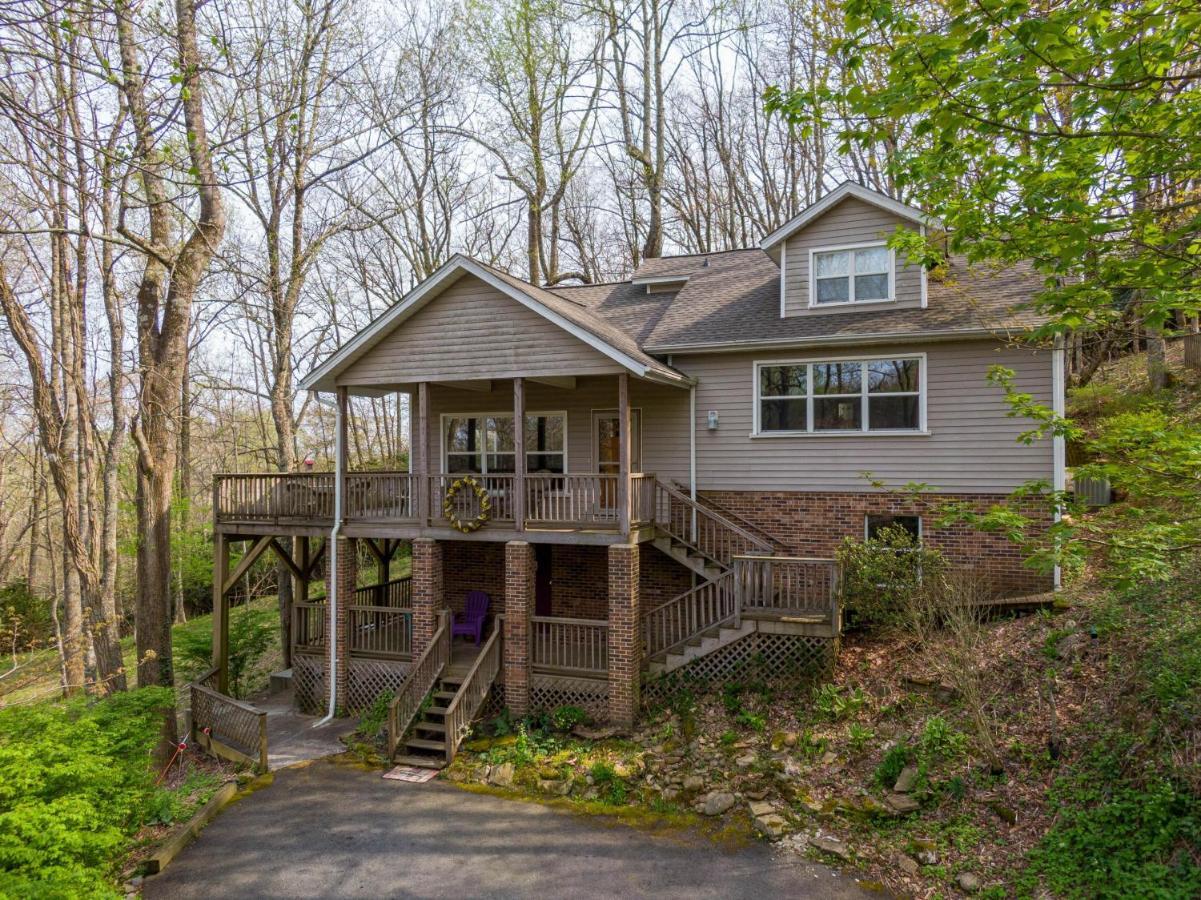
[607,542,641,727]
[411,537,443,656]
[323,536,356,712]
[504,540,534,717]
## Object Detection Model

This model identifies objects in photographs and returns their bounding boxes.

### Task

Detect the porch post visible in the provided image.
[212,532,230,694]
[607,542,641,727]
[286,535,310,669]
[411,537,442,656]
[324,536,355,711]
[513,377,525,531]
[416,382,430,525]
[617,372,631,537]
[504,540,533,717]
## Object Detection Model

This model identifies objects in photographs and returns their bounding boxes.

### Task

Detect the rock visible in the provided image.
[661,787,680,802]
[811,835,851,861]
[682,775,705,792]
[915,848,939,866]
[884,792,921,815]
[1056,632,1089,661]
[957,872,981,893]
[702,791,737,816]
[744,786,769,801]
[820,750,837,766]
[783,732,799,748]
[797,793,824,815]
[613,761,634,778]
[747,799,776,818]
[488,762,515,787]
[986,800,1018,825]
[735,753,757,769]
[538,779,570,796]
[754,813,790,841]
[893,765,919,793]
[895,854,920,876]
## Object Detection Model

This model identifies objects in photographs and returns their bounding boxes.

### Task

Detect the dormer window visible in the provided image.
[811,243,893,306]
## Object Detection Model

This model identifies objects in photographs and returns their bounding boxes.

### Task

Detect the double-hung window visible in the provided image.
[755,356,923,434]
[443,413,566,473]
[812,244,892,305]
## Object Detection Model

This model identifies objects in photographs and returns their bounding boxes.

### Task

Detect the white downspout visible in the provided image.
[1051,336,1066,590]
[314,391,344,727]
[689,384,697,544]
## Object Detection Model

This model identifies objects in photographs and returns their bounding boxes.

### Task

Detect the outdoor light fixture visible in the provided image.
[707,410,719,430]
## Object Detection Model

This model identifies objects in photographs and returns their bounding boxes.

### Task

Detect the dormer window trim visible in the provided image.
[807,241,896,309]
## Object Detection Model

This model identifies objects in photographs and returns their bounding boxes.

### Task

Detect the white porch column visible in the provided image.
[513,377,525,531]
[618,372,631,537]
[416,381,429,524]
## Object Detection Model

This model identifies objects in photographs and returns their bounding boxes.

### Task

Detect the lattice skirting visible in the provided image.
[530,673,609,721]
[347,657,411,712]
[479,683,506,721]
[293,652,327,715]
[641,632,838,710]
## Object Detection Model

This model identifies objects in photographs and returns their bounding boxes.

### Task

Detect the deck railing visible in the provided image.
[345,472,415,520]
[386,610,450,757]
[525,473,621,526]
[347,605,412,658]
[429,473,517,523]
[292,600,328,653]
[630,473,656,525]
[642,570,739,659]
[531,616,608,676]
[358,576,412,608]
[189,666,269,772]
[652,480,773,566]
[215,472,335,523]
[442,618,503,766]
[733,555,840,621]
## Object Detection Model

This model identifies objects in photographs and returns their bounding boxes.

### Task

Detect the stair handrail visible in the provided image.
[653,480,773,566]
[669,481,791,553]
[442,616,504,766]
[386,609,450,757]
[642,569,739,659]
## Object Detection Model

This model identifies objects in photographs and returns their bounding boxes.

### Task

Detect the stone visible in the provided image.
[745,786,769,801]
[915,848,939,866]
[986,800,1018,825]
[747,799,776,818]
[573,724,622,741]
[488,762,514,787]
[895,854,920,876]
[538,779,570,796]
[735,753,757,769]
[1056,632,1089,661]
[661,787,680,802]
[957,872,981,893]
[884,792,921,815]
[783,732,799,748]
[682,775,705,792]
[702,791,737,816]
[754,813,789,841]
[820,750,837,766]
[811,835,851,861]
[893,765,919,793]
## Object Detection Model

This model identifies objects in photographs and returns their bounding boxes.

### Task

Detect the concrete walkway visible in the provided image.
[146,759,876,899]
[257,690,359,770]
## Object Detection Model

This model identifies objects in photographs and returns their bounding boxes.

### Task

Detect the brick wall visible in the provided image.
[411,538,443,655]
[607,543,641,727]
[324,536,356,710]
[701,490,1053,596]
[504,541,533,716]
[443,540,505,614]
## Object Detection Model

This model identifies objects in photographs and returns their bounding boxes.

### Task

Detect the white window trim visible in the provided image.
[864,513,924,541]
[590,407,645,473]
[440,410,568,474]
[807,241,896,308]
[751,352,929,437]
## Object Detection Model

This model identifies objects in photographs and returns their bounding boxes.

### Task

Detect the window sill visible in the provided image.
[748,430,932,439]
[806,297,896,310]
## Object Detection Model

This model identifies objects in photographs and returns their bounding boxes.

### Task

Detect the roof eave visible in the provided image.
[646,326,1039,355]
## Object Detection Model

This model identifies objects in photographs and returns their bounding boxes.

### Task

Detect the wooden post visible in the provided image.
[286,535,309,669]
[617,372,631,537]
[212,533,230,694]
[417,382,430,525]
[514,377,525,531]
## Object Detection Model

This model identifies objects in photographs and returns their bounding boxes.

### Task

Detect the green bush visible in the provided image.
[549,705,587,732]
[0,581,53,655]
[174,602,275,698]
[836,525,946,630]
[0,687,175,897]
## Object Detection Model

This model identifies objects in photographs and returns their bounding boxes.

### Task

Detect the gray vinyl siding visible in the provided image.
[337,274,624,386]
[425,376,690,481]
[680,340,1053,493]
[783,196,923,317]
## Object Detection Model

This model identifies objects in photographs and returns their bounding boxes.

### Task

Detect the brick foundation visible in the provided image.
[607,543,641,727]
[411,538,443,655]
[504,541,533,716]
[701,490,1053,596]
[324,536,356,711]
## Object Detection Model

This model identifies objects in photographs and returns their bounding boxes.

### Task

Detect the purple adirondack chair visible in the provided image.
[452,590,490,645]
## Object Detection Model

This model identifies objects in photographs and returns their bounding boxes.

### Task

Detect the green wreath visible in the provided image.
[443,475,491,533]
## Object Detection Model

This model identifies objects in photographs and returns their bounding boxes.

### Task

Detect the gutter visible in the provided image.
[644,326,1038,356]
[313,390,343,727]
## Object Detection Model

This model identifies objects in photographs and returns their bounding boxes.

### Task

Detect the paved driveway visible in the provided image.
[145,759,874,899]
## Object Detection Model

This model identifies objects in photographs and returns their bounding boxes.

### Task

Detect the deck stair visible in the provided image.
[645,618,755,675]
[393,669,467,769]
[650,481,773,583]
[650,533,725,581]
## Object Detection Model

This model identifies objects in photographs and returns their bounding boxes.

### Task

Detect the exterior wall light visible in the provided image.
[707,410,719,430]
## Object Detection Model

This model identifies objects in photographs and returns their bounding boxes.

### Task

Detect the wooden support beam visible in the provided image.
[268,538,306,583]
[514,376,525,532]
[213,534,230,694]
[304,539,326,580]
[527,375,576,390]
[222,535,273,597]
[618,372,631,538]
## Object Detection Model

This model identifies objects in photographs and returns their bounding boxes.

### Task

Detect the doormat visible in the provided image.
[383,765,439,783]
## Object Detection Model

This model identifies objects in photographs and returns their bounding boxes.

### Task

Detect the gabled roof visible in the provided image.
[759,181,937,253]
[299,255,691,392]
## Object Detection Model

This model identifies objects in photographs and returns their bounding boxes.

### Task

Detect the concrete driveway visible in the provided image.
[145,759,875,899]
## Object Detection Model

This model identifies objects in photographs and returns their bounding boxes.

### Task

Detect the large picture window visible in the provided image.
[811,244,893,305]
[755,357,923,434]
[443,412,566,473]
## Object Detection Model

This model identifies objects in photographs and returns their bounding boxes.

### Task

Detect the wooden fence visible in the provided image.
[348,605,412,658]
[386,611,450,757]
[531,617,608,676]
[443,620,503,765]
[189,667,268,771]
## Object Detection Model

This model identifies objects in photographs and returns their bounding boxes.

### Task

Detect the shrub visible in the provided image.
[0,687,175,897]
[875,743,912,789]
[813,683,869,721]
[174,602,275,697]
[836,525,947,630]
[549,705,587,732]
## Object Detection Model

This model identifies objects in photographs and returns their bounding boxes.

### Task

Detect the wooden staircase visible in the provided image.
[650,532,725,581]
[393,668,467,769]
[645,618,756,675]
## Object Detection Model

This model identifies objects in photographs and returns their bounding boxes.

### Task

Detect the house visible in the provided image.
[207,182,1063,768]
